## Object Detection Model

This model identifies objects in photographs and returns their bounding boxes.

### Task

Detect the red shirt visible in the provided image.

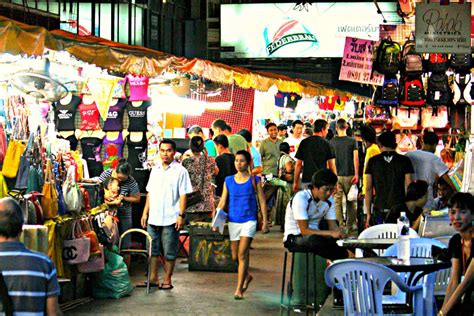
[78,100,101,130]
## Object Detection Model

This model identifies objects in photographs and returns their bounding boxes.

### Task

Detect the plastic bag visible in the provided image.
[347,184,358,202]
[91,247,133,299]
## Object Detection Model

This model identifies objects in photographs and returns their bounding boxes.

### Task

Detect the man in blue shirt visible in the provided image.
[0,198,61,315]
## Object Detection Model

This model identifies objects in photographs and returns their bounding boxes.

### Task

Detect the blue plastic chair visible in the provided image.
[325,259,424,316]
[383,237,448,315]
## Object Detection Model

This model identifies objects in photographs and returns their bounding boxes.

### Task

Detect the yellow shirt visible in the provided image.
[362,143,381,195]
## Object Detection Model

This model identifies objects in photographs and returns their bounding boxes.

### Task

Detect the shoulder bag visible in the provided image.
[41,160,59,220]
[62,220,91,265]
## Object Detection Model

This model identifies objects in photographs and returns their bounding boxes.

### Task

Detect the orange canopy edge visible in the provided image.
[0,15,354,98]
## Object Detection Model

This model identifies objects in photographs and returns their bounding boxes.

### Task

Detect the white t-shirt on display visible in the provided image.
[146,160,193,226]
[283,189,336,241]
[405,150,449,209]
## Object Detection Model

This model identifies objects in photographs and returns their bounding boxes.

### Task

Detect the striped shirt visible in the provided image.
[97,169,140,218]
[0,241,60,315]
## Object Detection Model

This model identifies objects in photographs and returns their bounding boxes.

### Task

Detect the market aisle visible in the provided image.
[68,228,284,315]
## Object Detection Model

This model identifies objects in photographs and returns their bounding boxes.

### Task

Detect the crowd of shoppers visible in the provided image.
[2,114,471,312]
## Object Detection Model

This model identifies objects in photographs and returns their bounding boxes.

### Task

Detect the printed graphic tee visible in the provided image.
[126,132,150,192]
[103,99,127,131]
[55,95,82,131]
[78,99,101,130]
[103,132,124,170]
[126,75,151,101]
[126,101,150,131]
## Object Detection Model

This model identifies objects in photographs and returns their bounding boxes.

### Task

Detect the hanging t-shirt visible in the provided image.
[126,132,150,193]
[103,132,124,170]
[275,91,288,107]
[102,99,127,131]
[80,137,103,177]
[286,93,302,110]
[126,101,150,131]
[126,75,151,102]
[78,100,101,130]
[55,95,81,131]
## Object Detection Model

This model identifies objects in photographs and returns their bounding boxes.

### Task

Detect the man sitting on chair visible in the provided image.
[283,169,350,260]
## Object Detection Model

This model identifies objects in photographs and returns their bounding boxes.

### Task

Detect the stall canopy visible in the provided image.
[0,15,353,98]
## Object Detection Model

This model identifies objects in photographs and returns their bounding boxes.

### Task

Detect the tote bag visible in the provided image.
[62,220,90,265]
[63,165,82,213]
[3,140,26,178]
[41,161,59,220]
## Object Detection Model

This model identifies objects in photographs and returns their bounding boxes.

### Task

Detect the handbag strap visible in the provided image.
[0,271,13,316]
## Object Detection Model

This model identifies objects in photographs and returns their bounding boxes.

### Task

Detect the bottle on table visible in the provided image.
[397,212,410,261]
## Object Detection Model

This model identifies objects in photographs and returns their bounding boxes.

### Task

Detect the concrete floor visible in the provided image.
[68,228,289,316]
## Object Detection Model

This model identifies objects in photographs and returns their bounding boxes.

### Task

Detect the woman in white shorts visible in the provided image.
[216,150,268,300]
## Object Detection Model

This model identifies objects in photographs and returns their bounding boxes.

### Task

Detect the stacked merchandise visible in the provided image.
[368,36,472,132]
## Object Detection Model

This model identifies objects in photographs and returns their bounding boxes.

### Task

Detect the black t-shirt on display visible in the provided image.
[365,151,414,210]
[126,101,150,131]
[295,136,335,183]
[55,95,81,131]
[126,132,150,193]
[330,136,357,176]
[215,153,237,197]
[80,137,103,178]
[385,203,423,225]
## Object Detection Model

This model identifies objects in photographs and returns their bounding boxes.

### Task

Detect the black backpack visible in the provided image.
[427,73,450,106]
[450,53,472,71]
[375,78,399,107]
[374,38,401,76]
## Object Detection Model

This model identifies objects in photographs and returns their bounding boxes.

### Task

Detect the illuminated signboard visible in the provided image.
[220,2,401,58]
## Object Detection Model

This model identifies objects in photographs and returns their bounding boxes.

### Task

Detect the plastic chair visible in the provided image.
[325,259,424,316]
[118,229,153,294]
[356,224,419,257]
[383,237,448,315]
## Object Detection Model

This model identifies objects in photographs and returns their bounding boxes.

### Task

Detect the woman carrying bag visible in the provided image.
[215,150,268,300]
[182,136,218,222]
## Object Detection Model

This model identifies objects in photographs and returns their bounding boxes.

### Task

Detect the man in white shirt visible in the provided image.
[141,139,193,289]
[405,131,452,209]
[283,169,349,260]
[284,120,305,158]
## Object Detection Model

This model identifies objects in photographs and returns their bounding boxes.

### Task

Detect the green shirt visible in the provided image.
[205,139,217,157]
[260,138,282,176]
[228,134,248,155]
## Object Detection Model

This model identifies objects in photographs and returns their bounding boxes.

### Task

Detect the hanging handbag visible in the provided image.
[185,157,206,208]
[27,165,43,193]
[421,106,448,129]
[80,218,101,256]
[77,244,105,273]
[41,160,59,220]
[0,125,7,163]
[62,220,91,265]
[63,165,83,213]
[3,140,26,178]
[0,172,8,198]
[14,133,35,189]
[391,107,420,130]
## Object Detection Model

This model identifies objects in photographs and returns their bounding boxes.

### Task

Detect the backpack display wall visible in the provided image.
[371,36,473,130]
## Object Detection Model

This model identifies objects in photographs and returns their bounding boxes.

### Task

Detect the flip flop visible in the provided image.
[159,283,174,290]
[136,281,159,288]
[234,294,244,300]
[242,275,253,293]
